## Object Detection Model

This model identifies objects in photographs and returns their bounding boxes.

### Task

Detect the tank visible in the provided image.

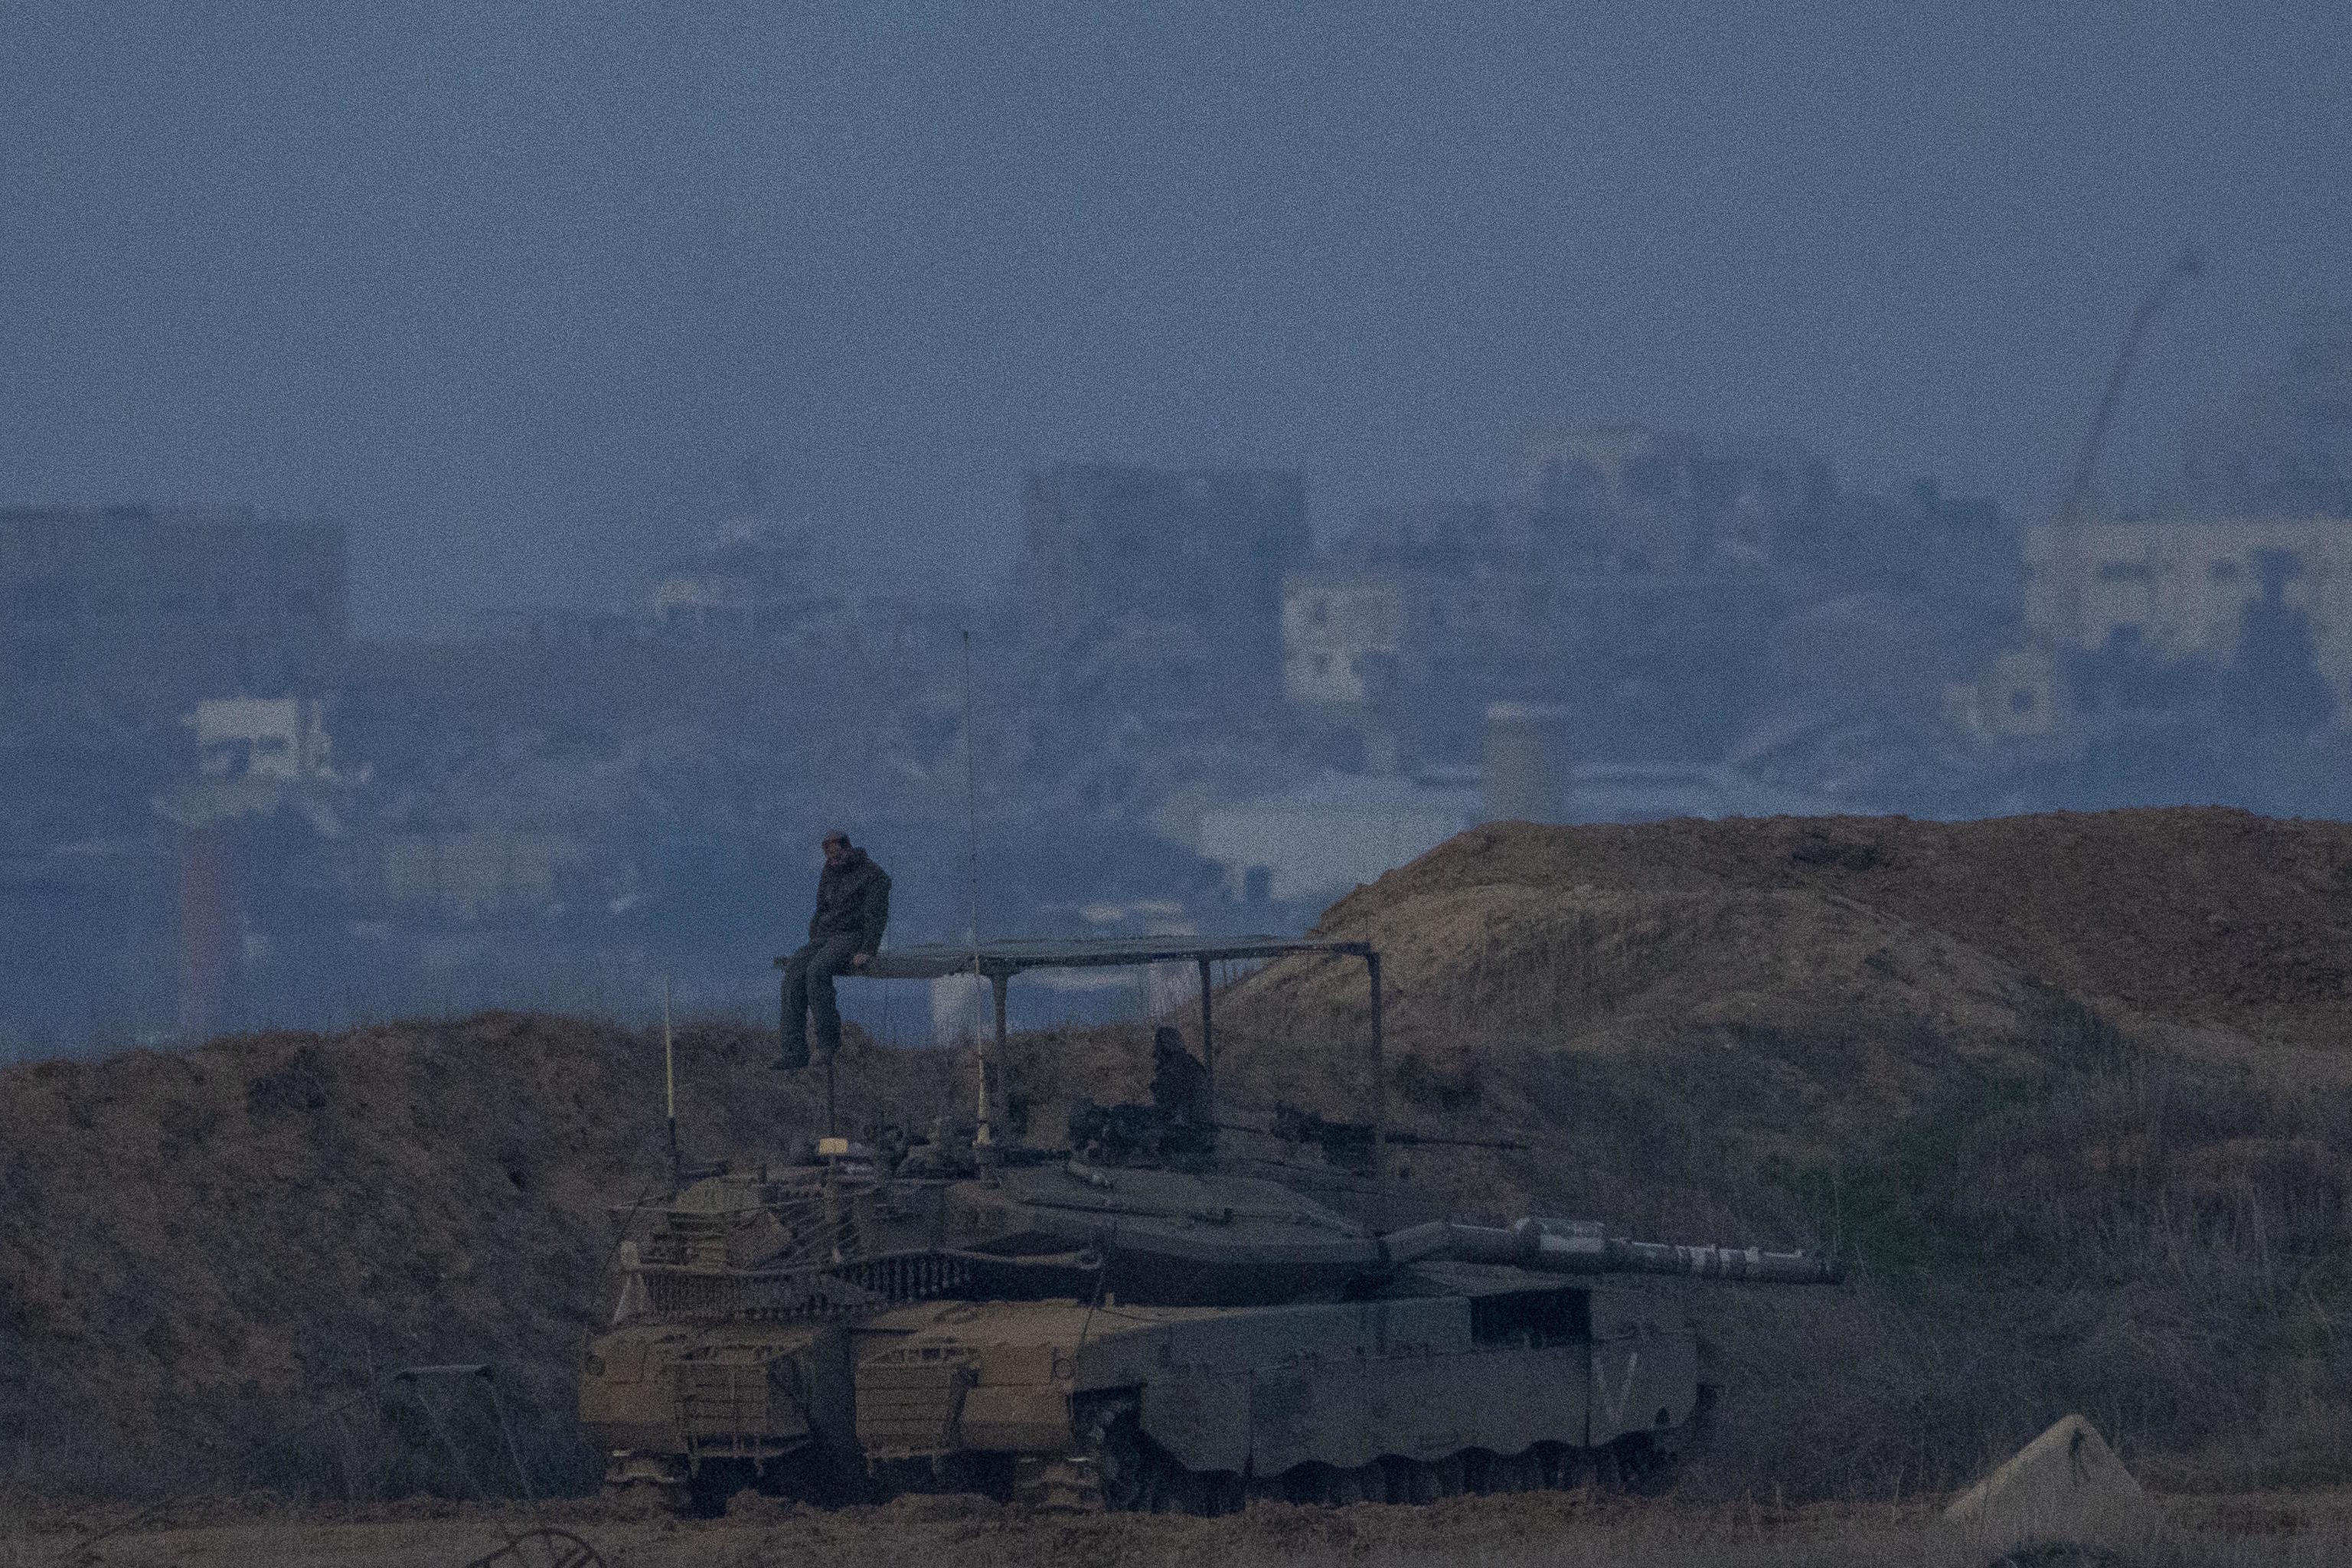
[580,937,1838,1513]
[579,1138,1834,1512]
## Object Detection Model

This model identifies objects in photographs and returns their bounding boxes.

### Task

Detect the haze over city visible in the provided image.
[4,3,2351,1050]
[6,4,2347,630]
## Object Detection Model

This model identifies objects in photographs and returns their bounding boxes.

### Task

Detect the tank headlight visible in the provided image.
[586,1355,606,1377]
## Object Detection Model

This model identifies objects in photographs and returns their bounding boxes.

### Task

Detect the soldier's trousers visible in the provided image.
[779,934,862,1067]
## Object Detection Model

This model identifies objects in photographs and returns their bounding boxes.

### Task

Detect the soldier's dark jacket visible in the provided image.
[810,847,891,953]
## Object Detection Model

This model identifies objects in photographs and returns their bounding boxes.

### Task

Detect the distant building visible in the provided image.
[1945,647,2061,740]
[0,505,346,724]
[1014,464,1309,698]
[652,516,838,639]
[2016,517,2352,726]
[384,830,577,917]
[1188,772,1481,904]
[1946,342,2352,749]
[473,605,641,652]
[1519,426,1828,570]
[1282,567,1607,714]
[2176,337,2352,522]
[1278,429,1848,772]
[641,514,966,691]
[193,697,338,784]
[1282,572,1411,707]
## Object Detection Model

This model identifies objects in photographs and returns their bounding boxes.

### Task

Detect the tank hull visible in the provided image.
[581,1284,1700,1511]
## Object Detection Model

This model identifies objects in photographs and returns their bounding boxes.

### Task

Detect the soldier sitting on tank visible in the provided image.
[773,830,890,1071]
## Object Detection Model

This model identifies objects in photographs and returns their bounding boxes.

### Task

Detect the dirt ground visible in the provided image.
[14,1488,2352,1568]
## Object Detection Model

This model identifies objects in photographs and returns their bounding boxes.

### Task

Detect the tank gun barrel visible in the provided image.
[1377,1128,1531,1152]
[1383,1216,1840,1284]
[1594,1236,1840,1283]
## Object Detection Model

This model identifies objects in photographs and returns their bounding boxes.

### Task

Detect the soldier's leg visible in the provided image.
[772,942,819,1070]
[805,934,862,1063]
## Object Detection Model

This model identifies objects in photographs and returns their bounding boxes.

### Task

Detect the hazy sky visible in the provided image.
[5,3,2347,635]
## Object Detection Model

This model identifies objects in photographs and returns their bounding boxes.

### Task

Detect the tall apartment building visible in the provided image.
[0,505,348,727]
[1013,464,1310,697]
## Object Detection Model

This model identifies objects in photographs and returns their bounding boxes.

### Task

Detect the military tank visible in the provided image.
[580,936,1838,1513]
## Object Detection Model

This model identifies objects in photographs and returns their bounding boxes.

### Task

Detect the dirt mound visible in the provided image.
[1172,807,2352,1205]
[0,1013,949,1496]
[1309,808,2352,1047]
[1223,881,2050,1146]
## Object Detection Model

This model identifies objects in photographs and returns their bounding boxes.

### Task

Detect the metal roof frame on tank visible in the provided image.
[783,935,1388,1185]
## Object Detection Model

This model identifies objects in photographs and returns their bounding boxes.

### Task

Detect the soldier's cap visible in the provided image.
[821,829,850,848]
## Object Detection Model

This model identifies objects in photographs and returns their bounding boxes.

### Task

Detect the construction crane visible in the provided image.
[2057,245,2205,522]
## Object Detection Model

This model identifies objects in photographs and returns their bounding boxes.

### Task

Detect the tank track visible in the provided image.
[620,1396,1685,1516]
[1024,1393,1681,1514]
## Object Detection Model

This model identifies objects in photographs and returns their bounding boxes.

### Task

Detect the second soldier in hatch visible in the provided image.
[1150,1024,1215,1165]
[774,831,890,1070]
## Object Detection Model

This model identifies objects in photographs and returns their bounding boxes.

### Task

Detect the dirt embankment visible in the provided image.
[0,1012,941,1498]
[1313,808,2352,1044]
[1165,808,2352,1171]
[8,807,2352,1504]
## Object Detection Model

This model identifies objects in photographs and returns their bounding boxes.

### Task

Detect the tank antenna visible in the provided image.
[961,627,992,1148]
[961,628,982,950]
[662,975,680,1189]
